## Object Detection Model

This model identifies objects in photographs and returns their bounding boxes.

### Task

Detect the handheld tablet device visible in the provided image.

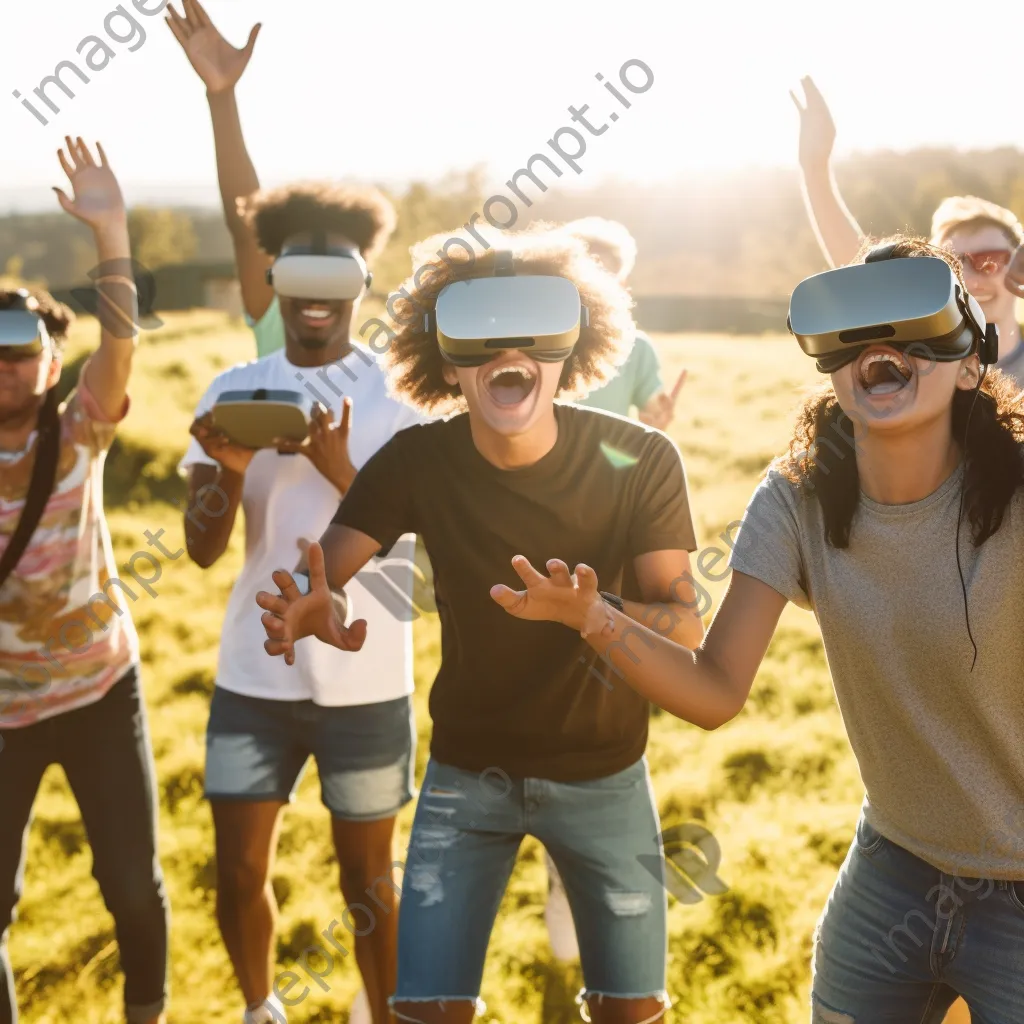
[265,231,372,301]
[0,291,50,360]
[788,247,999,373]
[211,389,311,450]
[424,250,590,367]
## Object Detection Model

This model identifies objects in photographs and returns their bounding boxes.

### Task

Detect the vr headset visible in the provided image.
[788,244,1000,373]
[211,388,311,450]
[424,250,590,367]
[0,291,51,360]
[266,231,372,301]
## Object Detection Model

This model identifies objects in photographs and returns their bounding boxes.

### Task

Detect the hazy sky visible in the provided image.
[2,0,1021,210]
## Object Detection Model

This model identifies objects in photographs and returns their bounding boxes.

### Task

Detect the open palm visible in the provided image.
[789,76,836,166]
[54,138,125,230]
[256,541,365,665]
[490,556,607,633]
[166,0,260,94]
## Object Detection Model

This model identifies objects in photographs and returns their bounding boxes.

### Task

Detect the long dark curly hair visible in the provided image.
[776,236,1024,548]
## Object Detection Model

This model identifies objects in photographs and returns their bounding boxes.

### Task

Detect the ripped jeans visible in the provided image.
[394,757,668,1008]
[811,813,1024,1023]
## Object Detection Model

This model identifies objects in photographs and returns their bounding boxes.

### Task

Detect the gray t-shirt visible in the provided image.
[996,335,1024,389]
[730,462,1024,879]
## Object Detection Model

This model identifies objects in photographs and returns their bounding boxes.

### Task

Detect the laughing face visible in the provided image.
[442,351,563,436]
[278,230,361,350]
[831,343,979,432]
[939,224,1017,329]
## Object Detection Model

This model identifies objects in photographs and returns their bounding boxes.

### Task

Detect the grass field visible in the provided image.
[7,310,954,1023]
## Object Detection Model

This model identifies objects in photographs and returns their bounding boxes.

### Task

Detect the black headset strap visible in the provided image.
[0,388,62,592]
[493,250,515,277]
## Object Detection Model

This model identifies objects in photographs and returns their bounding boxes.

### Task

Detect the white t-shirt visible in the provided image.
[179,345,429,706]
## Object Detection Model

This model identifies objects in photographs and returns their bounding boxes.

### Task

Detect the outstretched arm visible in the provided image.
[492,562,785,730]
[54,138,136,421]
[166,0,272,320]
[790,76,864,268]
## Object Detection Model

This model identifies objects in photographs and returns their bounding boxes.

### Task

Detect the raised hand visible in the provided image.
[275,400,356,493]
[189,412,256,476]
[490,556,614,636]
[53,138,126,232]
[1005,243,1024,299]
[166,0,261,95]
[789,76,836,168]
[256,541,366,665]
[639,368,688,430]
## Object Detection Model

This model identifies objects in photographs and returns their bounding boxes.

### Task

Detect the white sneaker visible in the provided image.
[242,994,286,1024]
[543,853,580,962]
[349,987,372,1024]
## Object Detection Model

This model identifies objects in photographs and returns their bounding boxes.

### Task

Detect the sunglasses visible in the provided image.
[952,249,1013,275]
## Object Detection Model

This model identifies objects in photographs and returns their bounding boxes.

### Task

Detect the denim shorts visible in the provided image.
[205,688,416,821]
[811,811,1024,1023]
[393,756,668,1008]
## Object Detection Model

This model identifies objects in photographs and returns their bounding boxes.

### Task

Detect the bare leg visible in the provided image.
[585,995,668,1024]
[330,816,402,1024]
[211,800,286,1008]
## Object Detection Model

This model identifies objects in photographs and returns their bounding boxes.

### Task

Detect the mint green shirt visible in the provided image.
[249,296,287,358]
[578,330,663,416]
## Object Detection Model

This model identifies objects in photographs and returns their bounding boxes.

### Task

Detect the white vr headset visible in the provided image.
[424,250,590,366]
[265,235,372,301]
[0,291,51,359]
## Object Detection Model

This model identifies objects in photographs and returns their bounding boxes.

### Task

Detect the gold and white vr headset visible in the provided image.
[0,290,51,360]
[788,244,999,373]
[265,232,372,301]
[424,250,590,367]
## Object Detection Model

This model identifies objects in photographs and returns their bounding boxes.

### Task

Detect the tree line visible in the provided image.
[4,147,1024,300]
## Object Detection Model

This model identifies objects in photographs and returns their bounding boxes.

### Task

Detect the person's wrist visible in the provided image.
[92,218,130,246]
[576,591,612,636]
[206,82,238,101]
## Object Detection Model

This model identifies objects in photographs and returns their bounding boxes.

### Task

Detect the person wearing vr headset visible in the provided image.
[0,141,169,1024]
[791,76,1024,390]
[565,217,687,430]
[178,195,424,1024]
[165,0,393,364]
[255,227,705,1024]
[169,7,428,1024]
[488,235,1024,1022]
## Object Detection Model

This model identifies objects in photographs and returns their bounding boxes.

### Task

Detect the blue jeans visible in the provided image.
[205,688,416,821]
[394,756,668,1008]
[812,812,1024,1023]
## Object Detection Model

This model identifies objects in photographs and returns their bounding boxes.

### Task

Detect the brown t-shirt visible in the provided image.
[332,403,696,781]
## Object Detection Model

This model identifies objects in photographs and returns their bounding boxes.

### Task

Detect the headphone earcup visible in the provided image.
[983,323,1000,365]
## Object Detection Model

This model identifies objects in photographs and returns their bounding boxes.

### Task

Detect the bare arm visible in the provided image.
[53,138,137,421]
[184,462,243,568]
[166,0,272,319]
[624,548,706,651]
[790,76,864,268]
[491,561,785,731]
[583,571,785,729]
[183,412,256,567]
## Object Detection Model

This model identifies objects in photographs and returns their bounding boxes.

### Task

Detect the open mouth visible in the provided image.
[857,349,913,396]
[483,361,538,407]
[298,303,336,329]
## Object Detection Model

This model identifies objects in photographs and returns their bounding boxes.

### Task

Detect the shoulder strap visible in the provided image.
[0,388,62,592]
